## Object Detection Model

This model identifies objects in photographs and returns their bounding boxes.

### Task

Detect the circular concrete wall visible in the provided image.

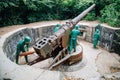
[0,22,92,80]
[0,24,66,80]
[0,21,118,80]
[2,24,94,63]
[0,22,93,80]
[3,26,55,62]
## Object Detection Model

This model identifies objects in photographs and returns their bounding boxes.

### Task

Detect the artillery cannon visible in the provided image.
[31,4,95,69]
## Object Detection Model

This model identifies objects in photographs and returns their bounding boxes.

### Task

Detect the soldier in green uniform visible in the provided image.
[69,25,80,54]
[93,29,100,48]
[54,24,61,33]
[16,36,31,64]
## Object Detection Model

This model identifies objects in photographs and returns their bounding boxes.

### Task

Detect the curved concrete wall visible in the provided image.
[3,26,55,62]
[0,25,65,80]
[2,24,94,63]
[0,21,119,80]
[2,23,119,62]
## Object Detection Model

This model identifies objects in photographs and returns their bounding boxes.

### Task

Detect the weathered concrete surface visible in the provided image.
[2,21,120,63]
[32,58,54,69]
[96,50,120,75]
[2,21,96,63]
[102,72,120,80]
[1,38,120,80]
[0,21,120,80]
[0,27,65,80]
[2,26,55,62]
[63,41,102,80]
[96,47,120,80]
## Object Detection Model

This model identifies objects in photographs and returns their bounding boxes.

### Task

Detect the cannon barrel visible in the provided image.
[72,4,95,25]
[50,4,95,42]
[33,4,95,59]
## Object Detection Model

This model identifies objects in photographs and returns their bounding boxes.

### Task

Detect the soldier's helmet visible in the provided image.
[75,25,79,30]
[56,24,60,27]
[96,29,100,33]
[24,36,31,43]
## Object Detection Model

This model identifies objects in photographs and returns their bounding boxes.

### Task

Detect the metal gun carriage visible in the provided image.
[30,4,95,69]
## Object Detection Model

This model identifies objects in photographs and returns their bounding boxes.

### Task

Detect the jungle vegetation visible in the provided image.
[0,0,120,27]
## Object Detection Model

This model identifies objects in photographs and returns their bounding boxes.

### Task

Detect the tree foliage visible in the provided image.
[100,4,119,26]
[0,0,120,27]
[0,0,95,27]
[95,0,120,27]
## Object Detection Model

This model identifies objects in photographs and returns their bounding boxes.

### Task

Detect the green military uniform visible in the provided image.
[16,36,31,64]
[54,24,60,33]
[69,25,80,54]
[93,29,100,48]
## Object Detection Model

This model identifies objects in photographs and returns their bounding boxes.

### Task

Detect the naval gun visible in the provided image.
[32,4,95,69]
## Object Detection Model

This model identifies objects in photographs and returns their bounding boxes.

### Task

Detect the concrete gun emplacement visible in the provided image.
[32,4,95,68]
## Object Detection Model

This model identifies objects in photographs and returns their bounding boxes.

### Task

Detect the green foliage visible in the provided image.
[95,0,120,27]
[73,0,96,21]
[100,3,120,27]
[84,11,96,21]
[0,0,95,27]
[0,0,120,27]
[73,0,93,16]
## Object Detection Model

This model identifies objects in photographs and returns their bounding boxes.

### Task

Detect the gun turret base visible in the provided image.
[67,45,83,65]
[49,45,83,70]
[54,45,86,72]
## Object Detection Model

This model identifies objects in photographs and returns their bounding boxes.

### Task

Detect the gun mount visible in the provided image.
[32,4,95,69]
